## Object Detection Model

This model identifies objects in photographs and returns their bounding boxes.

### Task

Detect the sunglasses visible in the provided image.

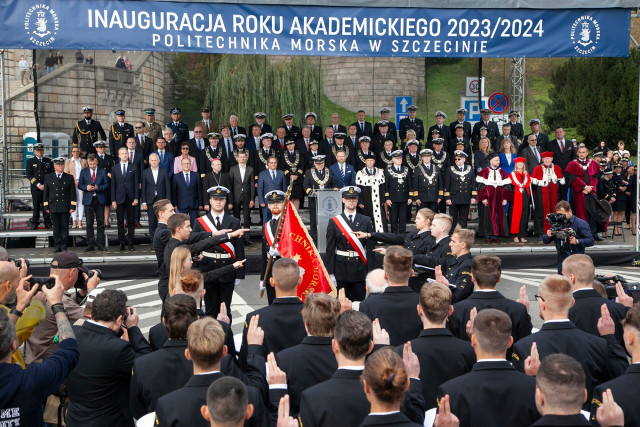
[181,147,190,150]
[135,126,143,129]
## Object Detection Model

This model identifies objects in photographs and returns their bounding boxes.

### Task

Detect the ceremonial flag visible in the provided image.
[278,201,336,300]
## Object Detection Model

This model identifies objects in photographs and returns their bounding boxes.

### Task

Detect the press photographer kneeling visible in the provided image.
[543,200,594,273]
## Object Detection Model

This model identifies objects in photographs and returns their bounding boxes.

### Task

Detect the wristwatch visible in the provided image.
[9,307,23,318]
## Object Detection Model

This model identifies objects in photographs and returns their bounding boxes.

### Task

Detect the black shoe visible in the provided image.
[245,240,253,247]
[594,235,604,241]
[85,245,95,252]
[44,222,52,229]
[54,248,63,253]
[30,224,39,230]
[129,245,135,251]
[97,245,107,251]
[119,244,126,251]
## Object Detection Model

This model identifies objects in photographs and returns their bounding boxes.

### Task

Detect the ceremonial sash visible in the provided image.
[196,216,236,260]
[331,215,367,265]
[264,221,276,248]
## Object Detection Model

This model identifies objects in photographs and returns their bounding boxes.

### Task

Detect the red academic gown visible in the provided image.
[476,167,511,237]
[564,158,600,221]
[531,164,565,232]
[508,171,532,236]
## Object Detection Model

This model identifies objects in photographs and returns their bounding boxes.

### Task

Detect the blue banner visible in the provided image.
[3,1,631,57]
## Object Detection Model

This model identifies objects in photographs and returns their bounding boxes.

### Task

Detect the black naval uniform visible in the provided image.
[96,152,116,207]
[427,124,451,145]
[72,119,106,156]
[326,212,375,301]
[590,364,640,427]
[260,216,283,305]
[303,167,337,242]
[377,150,394,170]
[449,120,472,141]
[26,155,53,227]
[510,121,525,142]
[413,163,443,212]
[399,117,425,143]
[279,149,306,200]
[108,122,135,157]
[43,171,77,251]
[442,252,474,303]
[384,165,412,233]
[192,211,244,318]
[412,236,454,284]
[166,120,190,151]
[444,164,477,229]
[472,119,501,149]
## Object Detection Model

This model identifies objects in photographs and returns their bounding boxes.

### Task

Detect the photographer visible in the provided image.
[65,289,151,427]
[543,201,594,273]
[0,275,79,426]
[0,259,45,367]
[25,251,100,364]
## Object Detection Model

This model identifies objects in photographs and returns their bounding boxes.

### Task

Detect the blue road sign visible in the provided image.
[396,96,412,114]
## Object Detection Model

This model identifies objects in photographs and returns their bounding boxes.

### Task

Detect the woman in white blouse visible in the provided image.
[64,147,88,228]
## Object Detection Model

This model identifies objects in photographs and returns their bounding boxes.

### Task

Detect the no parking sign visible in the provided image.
[488,92,509,114]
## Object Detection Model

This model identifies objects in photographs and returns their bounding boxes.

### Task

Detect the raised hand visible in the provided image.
[524,342,540,376]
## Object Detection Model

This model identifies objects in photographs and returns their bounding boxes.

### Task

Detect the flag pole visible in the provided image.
[260,180,294,298]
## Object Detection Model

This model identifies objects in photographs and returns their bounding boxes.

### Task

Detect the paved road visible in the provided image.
[101,266,640,349]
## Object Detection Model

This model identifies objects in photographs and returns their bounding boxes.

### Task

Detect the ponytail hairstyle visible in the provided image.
[361,348,408,404]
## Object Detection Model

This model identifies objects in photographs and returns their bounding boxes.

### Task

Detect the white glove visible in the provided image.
[330,274,337,286]
[234,279,242,288]
[269,248,281,257]
[259,280,265,291]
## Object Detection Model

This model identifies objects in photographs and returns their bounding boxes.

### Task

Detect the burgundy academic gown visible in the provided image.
[476,167,511,237]
[531,163,565,232]
[564,158,600,221]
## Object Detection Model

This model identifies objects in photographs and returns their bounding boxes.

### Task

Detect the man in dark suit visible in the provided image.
[590,304,640,426]
[239,257,306,370]
[562,254,628,345]
[326,186,374,301]
[141,153,172,241]
[521,133,543,174]
[193,186,245,317]
[26,143,52,229]
[108,109,135,158]
[295,125,314,156]
[228,114,246,139]
[428,111,451,145]
[472,108,501,150]
[329,150,356,189]
[228,150,255,242]
[352,109,373,139]
[154,317,269,427]
[78,154,110,251]
[72,106,106,156]
[65,290,151,427]
[173,157,202,226]
[546,126,576,200]
[359,247,422,346]
[251,111,272,135]
[271,293,340,417]
[153,136,174,179]
[111,147,140,251]
[328,112,347,136]
[299,310,425,426]
[511,275,628,410]
[257,155,286,223]
[133,121,153,168]
[401,283,475,410]
[130,295,196,419]
[438,309,540,427]
[124,137,144,227]
[398,105,424,145]
[94,140,116,226]
[189,125,209,163]
[449,108,472,141]
[447,255,532,345]
[43,157,76,252]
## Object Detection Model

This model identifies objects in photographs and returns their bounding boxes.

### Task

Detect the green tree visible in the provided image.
[545,49,639,150]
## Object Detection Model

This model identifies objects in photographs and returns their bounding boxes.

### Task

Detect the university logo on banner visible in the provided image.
[570,15,601,55]
[25,4,60,47]
[278,201,335,300]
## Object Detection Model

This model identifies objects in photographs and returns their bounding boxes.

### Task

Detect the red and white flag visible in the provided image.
[278,201,336,300]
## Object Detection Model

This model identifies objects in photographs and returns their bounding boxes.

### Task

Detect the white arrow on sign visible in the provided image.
[399,98,408,113]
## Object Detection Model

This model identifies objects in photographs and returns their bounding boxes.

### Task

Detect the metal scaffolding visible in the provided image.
[0,50,6,230]
[509,57,525,119]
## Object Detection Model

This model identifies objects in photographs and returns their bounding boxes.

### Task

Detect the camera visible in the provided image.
[28,277,56,290]
[8,257,30,269]
[74,267,102,290]
[546,213,576,241]
[595,274,640,301]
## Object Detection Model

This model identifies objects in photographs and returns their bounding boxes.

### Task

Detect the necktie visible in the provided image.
[129,151,134,163]
[271,171,276,182]
[369,169,373,175]
[100,155,104,160]
[360,123,364,133]
[215,217,221,230]
[411,119,414,124]
[122,164,126,175]
[160,151,164,162]
[349,214,353,223]
[340,165,345,178]
[534,147,540,162]
[140,136,144,147]
[185,173,190,188]
[91,169,95,183]
[560,140,564,153]
[334,125,337,132]
[57,174,61,180]
[233,128,237,136]
[305,139,309,150]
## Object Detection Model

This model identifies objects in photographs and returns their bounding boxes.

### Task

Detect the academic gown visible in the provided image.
[476,167,511,237]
